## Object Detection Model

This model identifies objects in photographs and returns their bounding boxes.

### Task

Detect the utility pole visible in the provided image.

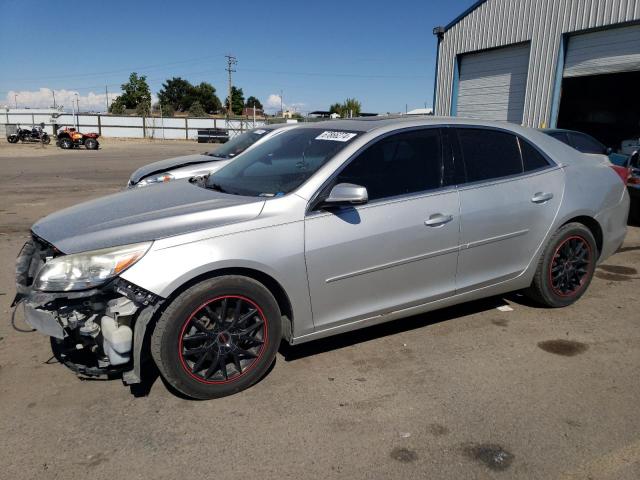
[280,89,284,117]
[14,94,18,109]
[52,90,56,109]
[105,85,109,112]
[225,55,237,119]
[74,93,80,130]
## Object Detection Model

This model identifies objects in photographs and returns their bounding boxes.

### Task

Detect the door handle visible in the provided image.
[424,213,454,227]
[531,192,554,204]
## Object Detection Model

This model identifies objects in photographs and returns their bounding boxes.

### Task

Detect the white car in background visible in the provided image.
[128,124,298,187]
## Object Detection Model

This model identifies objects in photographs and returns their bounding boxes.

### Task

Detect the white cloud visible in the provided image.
[5,88,120,112]
[266,93,282,111]
[265,93,306,113]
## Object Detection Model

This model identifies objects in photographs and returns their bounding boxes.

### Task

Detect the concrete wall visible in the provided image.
[434,0,640,127]
[0,111,265,139]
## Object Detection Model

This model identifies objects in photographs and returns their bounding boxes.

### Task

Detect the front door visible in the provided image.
[304,128,461,330]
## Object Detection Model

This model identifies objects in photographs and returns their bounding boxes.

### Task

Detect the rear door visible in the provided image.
[304,128,460,330]
[453,127,563,292]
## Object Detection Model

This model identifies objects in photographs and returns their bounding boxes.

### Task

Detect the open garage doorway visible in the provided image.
[557,70,640,152]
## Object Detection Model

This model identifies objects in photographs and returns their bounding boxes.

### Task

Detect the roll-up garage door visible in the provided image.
[564,24,640,78]
[455,43,530,124]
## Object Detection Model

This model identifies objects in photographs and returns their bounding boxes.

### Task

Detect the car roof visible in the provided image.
[292,115,538,134]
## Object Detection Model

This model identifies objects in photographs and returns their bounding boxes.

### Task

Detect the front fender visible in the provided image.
[120,221,314,338]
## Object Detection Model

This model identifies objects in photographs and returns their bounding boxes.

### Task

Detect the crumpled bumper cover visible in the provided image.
[23,303,64,339]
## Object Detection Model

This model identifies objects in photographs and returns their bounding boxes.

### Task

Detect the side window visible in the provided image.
[334,129,443,201]
[569,132,607,155]
[519,138,551,171]
[457,129,523,182]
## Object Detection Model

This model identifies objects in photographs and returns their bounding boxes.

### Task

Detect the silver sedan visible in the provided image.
[16,117,629,399]
[127,124,297,187]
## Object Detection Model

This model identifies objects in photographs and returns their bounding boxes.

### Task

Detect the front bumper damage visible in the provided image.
[14,235,164,384]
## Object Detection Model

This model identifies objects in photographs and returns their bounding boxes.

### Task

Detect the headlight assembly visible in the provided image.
[135,172,175,187]
[33,242,152,292]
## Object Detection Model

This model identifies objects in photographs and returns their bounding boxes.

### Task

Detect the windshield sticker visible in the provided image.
[315,131,357,142]
[254,129,267,135]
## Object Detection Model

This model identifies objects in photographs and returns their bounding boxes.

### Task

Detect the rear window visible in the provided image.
[548,131,570,146]
[457,129,523,182]
[569,132,607,155]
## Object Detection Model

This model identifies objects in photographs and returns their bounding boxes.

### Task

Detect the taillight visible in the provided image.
[610,165,631,183]
[628,175,640,185]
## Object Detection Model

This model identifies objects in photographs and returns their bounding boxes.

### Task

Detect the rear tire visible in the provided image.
[85,138,98,150]
[526,222,597,307]
[151,276,282,399]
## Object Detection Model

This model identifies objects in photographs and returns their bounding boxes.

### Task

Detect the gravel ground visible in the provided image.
[0,140,639,480]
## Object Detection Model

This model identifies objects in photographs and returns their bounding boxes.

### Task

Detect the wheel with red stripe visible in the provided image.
[151,276,282,399]
[526,222,597,308]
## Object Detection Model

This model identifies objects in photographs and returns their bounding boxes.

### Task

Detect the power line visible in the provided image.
[2,54,227,83]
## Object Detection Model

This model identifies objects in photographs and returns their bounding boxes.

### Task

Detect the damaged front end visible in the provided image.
[14,235,163,383]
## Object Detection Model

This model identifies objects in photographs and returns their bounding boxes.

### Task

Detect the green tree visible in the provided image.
[244,96,263,110]
[225,86,245,115]
[157,77,193,112]
[329,102,343,117]
[109,100,126,115]
[109,72,151,115]
[193,82,222,113]
[341,98,362,117]
[158,78,221,113]
[188,100,206,117]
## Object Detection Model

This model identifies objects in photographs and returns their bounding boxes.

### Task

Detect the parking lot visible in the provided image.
[0,140,639,479]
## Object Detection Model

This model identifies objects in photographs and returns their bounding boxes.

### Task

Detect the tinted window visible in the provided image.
[569,132,606,155]
[209,128,270,159]
[457,129,522,182]
[519,138,550,171]
[548,131,570,146]
[334,129,443,201]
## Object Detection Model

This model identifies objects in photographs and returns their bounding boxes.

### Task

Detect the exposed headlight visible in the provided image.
[135,172,175,188]
[33,242,152,291]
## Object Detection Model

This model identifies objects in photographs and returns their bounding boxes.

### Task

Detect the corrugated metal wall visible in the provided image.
[434,0,640,127]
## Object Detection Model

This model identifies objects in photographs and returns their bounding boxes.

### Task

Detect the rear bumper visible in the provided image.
[596,189,630,262]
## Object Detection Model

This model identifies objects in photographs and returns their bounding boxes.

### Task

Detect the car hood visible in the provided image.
[129,153,225,184]
[32,179,265,254]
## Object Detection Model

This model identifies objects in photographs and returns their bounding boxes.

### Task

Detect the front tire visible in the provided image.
[42,134,51,145]
[85,138,98,150]
[7,135,18,143]
[151,276,282,399]
[59,137,73,149]
[526,222,597,307]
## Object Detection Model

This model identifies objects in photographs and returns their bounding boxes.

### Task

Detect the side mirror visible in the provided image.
[323,183,368,207]
[630,150,639,169]
[606,147,613,155]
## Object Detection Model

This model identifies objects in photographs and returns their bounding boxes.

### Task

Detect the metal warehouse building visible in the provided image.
[433,0,640,148]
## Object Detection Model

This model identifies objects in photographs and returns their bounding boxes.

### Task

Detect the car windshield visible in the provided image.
[207,128,272,159]
[205,128,360,197]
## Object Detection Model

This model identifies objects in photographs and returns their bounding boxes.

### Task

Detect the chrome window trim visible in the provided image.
[450,124,558,190]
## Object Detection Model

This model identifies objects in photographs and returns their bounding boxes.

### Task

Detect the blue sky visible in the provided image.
[0,0,476,113]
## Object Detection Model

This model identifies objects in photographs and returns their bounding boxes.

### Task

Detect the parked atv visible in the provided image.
[7,124,51,144]
[56,127,100,150]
